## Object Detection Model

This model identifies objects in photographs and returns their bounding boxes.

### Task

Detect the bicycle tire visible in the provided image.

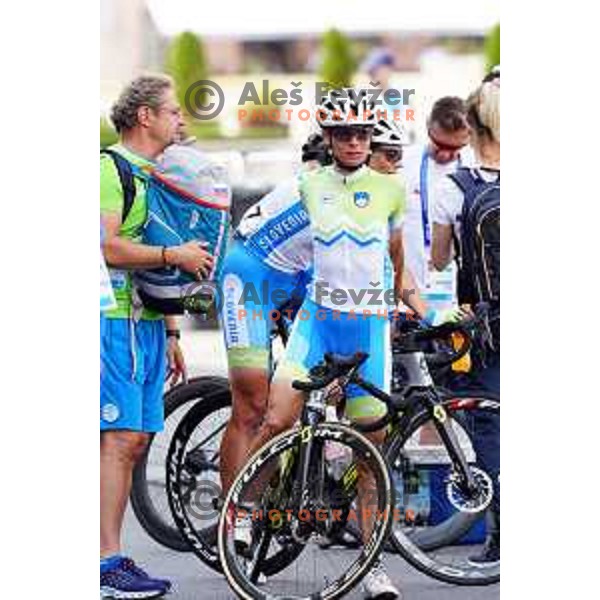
[218,422,394,600]
[386,392,500,586]
[165,387,232,570]
[130,376,230,552]
[385,389,488,552]
[167,395,307,575]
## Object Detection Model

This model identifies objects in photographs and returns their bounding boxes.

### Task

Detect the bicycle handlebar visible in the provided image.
[290,304,490,430]
[291,352,369,392]
[394,303,489,368]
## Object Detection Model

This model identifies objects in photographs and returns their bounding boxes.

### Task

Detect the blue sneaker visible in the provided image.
[120,558,172,593]
[100,557,169,599]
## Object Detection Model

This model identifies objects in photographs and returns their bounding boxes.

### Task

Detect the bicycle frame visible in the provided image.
[287,348,478,507]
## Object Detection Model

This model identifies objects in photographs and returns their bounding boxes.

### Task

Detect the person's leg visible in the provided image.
[225,300,316,553]
[100,318,171,595]
[218,242,275,493]
[220,367,270,492]
[219,241,311,493]
[468,352,500,564]
[344,313,391,545]
[100,430,150,556]
[342,313,400,598]
[250,301,319,454]
[471,353,500,509]
[100,317,146,557]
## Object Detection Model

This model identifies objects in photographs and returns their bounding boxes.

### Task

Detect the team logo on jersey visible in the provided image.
[321,193,335,205]
[354,191,370,208]
[102,403,120,423]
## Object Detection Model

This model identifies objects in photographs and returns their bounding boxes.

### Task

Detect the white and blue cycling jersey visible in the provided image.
[220,178,313,370]
[235,178,313,274]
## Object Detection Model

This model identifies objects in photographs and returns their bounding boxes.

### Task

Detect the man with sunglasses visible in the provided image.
[401,97,474,313]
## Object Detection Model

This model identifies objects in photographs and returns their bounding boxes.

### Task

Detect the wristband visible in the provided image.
[166,329,181,340]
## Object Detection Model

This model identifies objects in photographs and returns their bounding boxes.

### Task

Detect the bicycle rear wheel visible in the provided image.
[386,392,500,586]
[166,389,233,571]
[219,422,394,600]
[130,376,230,552]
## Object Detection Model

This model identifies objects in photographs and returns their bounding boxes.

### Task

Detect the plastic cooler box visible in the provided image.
[393,444,487,545]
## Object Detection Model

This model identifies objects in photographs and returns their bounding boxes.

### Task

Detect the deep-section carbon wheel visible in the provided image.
[219,422,394,599]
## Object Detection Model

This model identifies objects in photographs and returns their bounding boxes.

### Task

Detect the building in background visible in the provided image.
[101,0,486,107]
[100,0,165,113]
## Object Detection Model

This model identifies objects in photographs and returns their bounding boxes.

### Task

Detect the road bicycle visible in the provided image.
[217,311,499,598]
[162,312,489,567]
[171,310,499,597]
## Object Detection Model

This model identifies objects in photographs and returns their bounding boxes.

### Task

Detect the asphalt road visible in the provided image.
[123,506,499,600]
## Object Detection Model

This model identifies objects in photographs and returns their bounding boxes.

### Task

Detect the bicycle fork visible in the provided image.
[400,353,477,495]
[289,390,326,541]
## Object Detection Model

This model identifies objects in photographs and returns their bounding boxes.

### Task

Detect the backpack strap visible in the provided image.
[448,167,481,203]
[101,148,136,224]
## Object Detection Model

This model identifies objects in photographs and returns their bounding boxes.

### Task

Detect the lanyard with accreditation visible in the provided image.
[419,150,470,371]
[419,148,462,249]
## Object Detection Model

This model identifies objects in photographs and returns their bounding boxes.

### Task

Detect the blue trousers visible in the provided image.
[468,352,500,514]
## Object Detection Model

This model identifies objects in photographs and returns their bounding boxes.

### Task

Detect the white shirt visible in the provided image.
[432,167,501,239]
[400,144,474,305]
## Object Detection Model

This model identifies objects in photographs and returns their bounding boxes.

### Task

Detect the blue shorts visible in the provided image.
[273,298,391,420]
[220,239,309,371]
[100,317,166,432]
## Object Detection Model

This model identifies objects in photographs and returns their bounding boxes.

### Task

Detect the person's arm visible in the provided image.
[389,231,427,319]
[164,315,187,387]
[100,158,213,276]
[101,212,170,268]
[401,264,428,319]
[388,178,426,318]
[101,212,212,276]
[431,176,463,271]
[431,223,454,271]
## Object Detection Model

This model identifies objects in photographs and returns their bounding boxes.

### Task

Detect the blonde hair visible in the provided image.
[466,78,500,145]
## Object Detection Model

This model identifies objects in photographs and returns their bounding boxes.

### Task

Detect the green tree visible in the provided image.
[165,31,208,114]
[485,23,500,71]
[100,117,118,147]
[319,29,357,91]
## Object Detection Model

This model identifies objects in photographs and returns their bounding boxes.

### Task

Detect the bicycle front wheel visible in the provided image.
[219,422,394,600]
[386,392,500,586]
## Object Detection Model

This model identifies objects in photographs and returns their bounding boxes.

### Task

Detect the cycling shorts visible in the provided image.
[220,238,309,371]
[273,298,391,420]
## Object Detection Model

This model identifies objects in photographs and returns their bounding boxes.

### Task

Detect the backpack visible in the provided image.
[448,167,500,350]
[100,147,231,315]
[100,148,137,224]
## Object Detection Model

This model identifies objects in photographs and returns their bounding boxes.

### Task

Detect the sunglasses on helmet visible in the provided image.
[374,147,402,162]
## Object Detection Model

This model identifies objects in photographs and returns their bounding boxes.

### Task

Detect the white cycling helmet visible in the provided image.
[483,65,500,83]
[371,118,408,147]
[317,88,376,128]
